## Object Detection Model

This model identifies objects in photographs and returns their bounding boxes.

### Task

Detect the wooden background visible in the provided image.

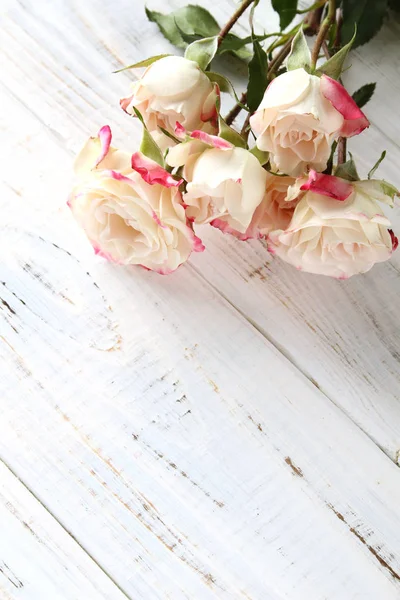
[1,0,400,598]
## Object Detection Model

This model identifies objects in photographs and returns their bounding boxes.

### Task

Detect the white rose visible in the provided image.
[250,68,369,176]
[212,174,297,240]
[120,56,218,149]
[178,145,268,234]
[68,126,204,274]
[268,171,397,279]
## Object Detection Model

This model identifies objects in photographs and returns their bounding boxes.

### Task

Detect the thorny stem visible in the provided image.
[217,0,255,47]
[310,0,336,69]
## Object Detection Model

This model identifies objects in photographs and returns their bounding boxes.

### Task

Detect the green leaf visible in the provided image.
[381,180,399,200]
[145,8,186,48]
[219,32,281,54]
[247,40,269,113]
[218,116,247,148]
[250,146,269,165]
[145,5,252,61]
[341,0,388,48]
[205,72,239,100]
[334,152,359,181]
[174,5,220,37]
[316,29,356,79]
[133,107,164,166]
[352,82,376,109]
[140,129,165,167]
[158,127,182,145]
[287,28,311,71]
[184,36,218,70]
[113,54,171,73]
[272,0,298,29]
[368,150,386,179]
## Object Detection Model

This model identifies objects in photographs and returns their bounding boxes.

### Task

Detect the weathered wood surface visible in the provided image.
[0,461,129,599]
[1,1,400,598]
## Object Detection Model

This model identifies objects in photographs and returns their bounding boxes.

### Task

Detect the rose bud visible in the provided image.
[250,68,369,177]
[120,56,218,150]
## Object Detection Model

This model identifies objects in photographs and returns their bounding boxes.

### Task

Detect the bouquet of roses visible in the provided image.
[69,0,398,279]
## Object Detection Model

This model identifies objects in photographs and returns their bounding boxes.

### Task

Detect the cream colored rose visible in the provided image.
[268,173,397,279]
[120,56,218,149]
[68,126,204,273]
[250,69,369,176]
[180,146,268,234]
[212,174,297,240]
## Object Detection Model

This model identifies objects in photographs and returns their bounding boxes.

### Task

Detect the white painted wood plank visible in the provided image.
[1,213,400,598]
[0,461,128,600]
[2,0,400,461]
[2,1,400,598]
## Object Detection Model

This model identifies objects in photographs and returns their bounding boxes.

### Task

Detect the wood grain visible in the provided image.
[0,461,129,599]
[1,1,400,599]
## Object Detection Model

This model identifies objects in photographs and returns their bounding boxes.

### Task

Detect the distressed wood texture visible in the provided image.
[1,1,400,599]
[0,461,129,600]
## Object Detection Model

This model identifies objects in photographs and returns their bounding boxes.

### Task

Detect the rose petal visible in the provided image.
[300,169,353,201]
[211,218,256,241]
[131,152,182,187]
[95,125,112,167]
[191,232,206,252]
[105,170,135,184]
[175,121,186,138]
[191,130,232,150]
[389,229,399,251]
[320,76,369,137]
[201,84,219,123]
[120,95,133,113]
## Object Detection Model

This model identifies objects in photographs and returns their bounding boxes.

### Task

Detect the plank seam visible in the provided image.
[0,457,133,600]
[188,262,399,467]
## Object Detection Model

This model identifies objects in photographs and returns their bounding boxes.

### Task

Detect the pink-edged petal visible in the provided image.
[191,130,232,150]
[95,125,112,167]
[92,244,121,264]
[151,210,167,229]
[389,229,399,251]
[131,152,182,187]
[104,170,134,183]
[200,84,219,127]
[320,76,369,137]
[300,169,353,201]
[191,231,205,253]
[120,95,133,113]
[175,121,186,138]
[211,218,257,241]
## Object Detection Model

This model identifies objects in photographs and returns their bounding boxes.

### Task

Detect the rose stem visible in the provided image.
[304,6,324,36]
[310,0,336,70]
[337,137,347,164]
[319,28,347,165]
[217,0,256,47]
[267,36,293,74]
[240,112,251,140]
[333,8,343,52]
[322,40,330,59]
[225,92,248,126]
